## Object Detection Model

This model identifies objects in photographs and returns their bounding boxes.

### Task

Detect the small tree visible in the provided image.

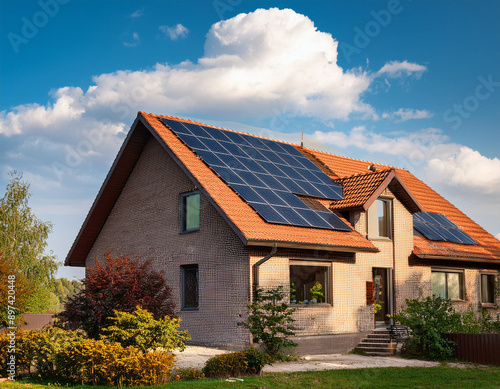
[238,286,297,359]
[391,296,461,360]
[101,306,190,352]
[0,172,59,313]
[57,252,175,338]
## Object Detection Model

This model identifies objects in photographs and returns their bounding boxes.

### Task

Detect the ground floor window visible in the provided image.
[481,273,496,304]
[289,260,331,304]
[431,269,464,300]
[181,264,198,309]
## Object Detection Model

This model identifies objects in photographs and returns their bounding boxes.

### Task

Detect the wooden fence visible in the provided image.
[444,333,500,366]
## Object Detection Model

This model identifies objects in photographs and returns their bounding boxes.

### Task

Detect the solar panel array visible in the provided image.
[413,212,476,245]
[161,118,351,231]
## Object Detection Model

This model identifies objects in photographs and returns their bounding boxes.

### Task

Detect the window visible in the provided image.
[481,274,496,304]
[181,192,200,232]
[289,261,331,304]
[181,265,198,309]
[377,199,391,238]
[367,198,392,239]
[431,269,464,300]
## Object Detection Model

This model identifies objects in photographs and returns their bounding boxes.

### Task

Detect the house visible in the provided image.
[65,112,500,353]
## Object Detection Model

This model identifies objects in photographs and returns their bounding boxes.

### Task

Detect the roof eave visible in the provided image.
[247,239,379,253]
[414,253,500,264]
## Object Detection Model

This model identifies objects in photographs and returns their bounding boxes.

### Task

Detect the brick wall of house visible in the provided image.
[86,137,251,347]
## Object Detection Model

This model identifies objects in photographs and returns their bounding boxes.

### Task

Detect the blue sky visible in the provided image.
[1,0,499,280]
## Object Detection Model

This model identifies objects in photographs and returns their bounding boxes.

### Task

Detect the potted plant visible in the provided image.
[310,281,325,303]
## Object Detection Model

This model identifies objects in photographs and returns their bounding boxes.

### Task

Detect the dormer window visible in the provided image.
[368,198,392,239]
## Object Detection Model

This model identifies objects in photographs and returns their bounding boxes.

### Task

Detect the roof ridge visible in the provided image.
[143,112,305,149]
[336,168,393,181]
[303,146,396,169]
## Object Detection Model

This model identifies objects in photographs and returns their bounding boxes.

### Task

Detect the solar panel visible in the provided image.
[413,212,476,245]
[161,118,350,231]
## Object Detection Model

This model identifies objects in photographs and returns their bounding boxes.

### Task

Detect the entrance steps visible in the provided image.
[354,328,396,357]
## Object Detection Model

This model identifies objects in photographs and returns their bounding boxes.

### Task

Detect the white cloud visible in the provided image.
[377,60,427,79]
[130,9,143,18]
[496,233,500,241]
[382,108,433,122]
[123,32,140,47]
[1,7,374,132]
[427,147,500,194]
[159,23,189,40]
[311,127,500,196]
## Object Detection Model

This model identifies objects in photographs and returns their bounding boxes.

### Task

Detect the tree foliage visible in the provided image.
[0,250,32,326]
[238,286,297,359]
[101,306,190,352]
[392,296,461,360]
[57,252,175,338]
[0,172,59,313]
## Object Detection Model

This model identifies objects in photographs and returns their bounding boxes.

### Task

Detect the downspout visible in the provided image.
[253,243,278,292]
[391,203,396,326]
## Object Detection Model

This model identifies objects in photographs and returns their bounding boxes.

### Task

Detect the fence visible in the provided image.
[444,333,500,366]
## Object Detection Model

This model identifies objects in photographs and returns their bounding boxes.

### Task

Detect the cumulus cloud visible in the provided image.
[123,32,140,47]
[159,23,189,40]
[382,108,433,122]
[311,126,500,196]
[496,233,500,241]
[427,147,500,194]
[1,7,374,132]
[377,60,427,79]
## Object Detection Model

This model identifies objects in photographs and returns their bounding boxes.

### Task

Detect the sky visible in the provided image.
[1,0,499,281]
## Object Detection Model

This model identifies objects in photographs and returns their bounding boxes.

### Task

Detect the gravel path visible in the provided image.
[173,346,445,373]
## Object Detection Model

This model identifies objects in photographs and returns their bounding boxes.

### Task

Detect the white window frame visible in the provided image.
[367,197,393,240]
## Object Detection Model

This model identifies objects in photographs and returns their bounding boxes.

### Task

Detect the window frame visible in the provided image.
[289,260,332,306]
[180,191,200,233]
[431,268,465,301]
[367,197,393,240]
[181,264,199,310]
[480,272,497,306]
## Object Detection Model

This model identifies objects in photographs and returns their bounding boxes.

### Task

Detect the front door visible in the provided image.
[373,268,393,326]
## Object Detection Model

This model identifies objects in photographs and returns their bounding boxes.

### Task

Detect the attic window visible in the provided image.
[367,198,392,239]
[181,191,200,233]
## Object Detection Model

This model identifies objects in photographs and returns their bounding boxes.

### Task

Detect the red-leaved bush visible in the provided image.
[57,252,174,338]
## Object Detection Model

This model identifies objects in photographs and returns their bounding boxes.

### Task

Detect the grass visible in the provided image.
[3,366,500,389]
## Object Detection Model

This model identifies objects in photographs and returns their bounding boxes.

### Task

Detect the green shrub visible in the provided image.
[202,351,248,378]
[238,286,297,358]
[392,296,461,360]
[54,338,174,386]
[202,348,270,378]
[0,327,85,377]
[101,306,190,352]
[176,368,205,380]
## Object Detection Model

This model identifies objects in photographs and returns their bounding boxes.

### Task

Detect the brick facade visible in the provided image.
[84,136,499,352]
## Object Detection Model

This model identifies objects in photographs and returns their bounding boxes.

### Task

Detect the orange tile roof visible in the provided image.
[329,169,393,210]
[305,151,500,261]
[140,113,377,252]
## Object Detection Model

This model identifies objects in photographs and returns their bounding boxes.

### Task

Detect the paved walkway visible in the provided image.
[173,346,442,372]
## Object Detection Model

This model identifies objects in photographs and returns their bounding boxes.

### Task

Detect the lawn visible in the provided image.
[3,366,500,389]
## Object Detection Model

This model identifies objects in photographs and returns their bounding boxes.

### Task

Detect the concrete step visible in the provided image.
[357,341,394,348]
[356,345,393,352]
[359,338,391,344]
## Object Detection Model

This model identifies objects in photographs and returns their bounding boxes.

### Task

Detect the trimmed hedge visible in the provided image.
[202,348,270,378]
